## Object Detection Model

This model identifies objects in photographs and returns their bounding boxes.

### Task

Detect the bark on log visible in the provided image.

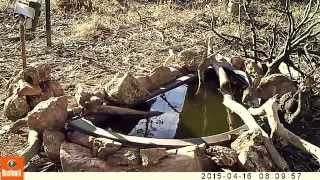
[222,94,289,171]
[17,129,41,164]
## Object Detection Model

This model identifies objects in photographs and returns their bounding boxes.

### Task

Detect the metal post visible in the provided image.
[20,15,27,70]
[45,0,51,47]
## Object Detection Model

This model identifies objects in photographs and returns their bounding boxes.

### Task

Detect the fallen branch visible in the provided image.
[218,67,237,130]
[223,94,289,171]
[17,129,41,165]
[85,105,163,119]
[254,98,320,161]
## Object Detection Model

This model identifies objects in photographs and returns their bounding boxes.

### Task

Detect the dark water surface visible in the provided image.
[128,81,243,139]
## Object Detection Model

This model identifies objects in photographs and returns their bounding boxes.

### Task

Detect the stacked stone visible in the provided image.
[3,63,67,162]
[75,65,183,109]
[4,63,64,121]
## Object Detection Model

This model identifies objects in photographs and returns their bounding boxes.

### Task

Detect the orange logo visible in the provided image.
[0,156,24,180]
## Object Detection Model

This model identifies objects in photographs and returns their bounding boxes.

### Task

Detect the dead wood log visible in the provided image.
[218,67,237,130]
[85,105,163,119]
[251,98,320,161]
[17,129,41,164]
[222,94,289,171]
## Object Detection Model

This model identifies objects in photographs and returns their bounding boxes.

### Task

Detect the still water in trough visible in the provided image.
[88,70,244,139]
[127,80,243,139]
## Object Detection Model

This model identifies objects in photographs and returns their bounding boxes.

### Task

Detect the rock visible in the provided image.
[3,95,30,121]
[74,83,105,107]
[106,148,141,166]
[60,142,208,172]
[256,74,297,100]
[177,46,206,71]
[206,145,238,167]
[86,96,104,111]
[136,75,155,91]
[149,66,182,88]
[144,154,202,172]
[105,73,150,105]
[231,130,274,171]
[67,130,95,148]
[67,106,84,119]
[6,71,24,98]
[60,142,129,171]
[29,94,52,109]
[166,144,215,171]
[16,79,42,96]
[243,74,297,106]
[28,80,65,109]
[24,63,51,85]
[245,61,264,77]
[43,130,65,162]
[45,80,64,97]
[230,56,245,71]
[92,138,122,159]
[27,96,68,131]
[140,148,168,167]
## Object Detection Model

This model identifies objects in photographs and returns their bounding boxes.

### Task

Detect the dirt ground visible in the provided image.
[0,0,235,155]
[0,0,320,171]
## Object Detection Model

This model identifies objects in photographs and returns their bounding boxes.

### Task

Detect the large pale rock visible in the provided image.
[43,130,65,162]
[176,46,206,71]
[60,142,207,172]
[105,73,150,105]
[92,138,122,159]
[74,83,105,107]
[136,75,155,91]
[6,71,24,98]
[27,96,68,131]
[45,80,64,97]
[243,74,297,106]
[206,145,238,167]
[3,95,30,121]
[29,80,65,108]
[24,63,51,85]
[230,56,245,71]
[67,130,95,148]
[256,74,297,100]
[106,148,141,166]
[149,66,182,88]
[60,142,129,172]
[231,130,274,171]
[140,148,168,167]
[16,79,42,96]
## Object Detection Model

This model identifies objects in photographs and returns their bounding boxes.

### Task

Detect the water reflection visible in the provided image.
[128,85,187,138]
[128,79,242,139]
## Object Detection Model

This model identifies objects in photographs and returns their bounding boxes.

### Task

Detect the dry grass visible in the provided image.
[0,0,10,11]
[72,13,112,38]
